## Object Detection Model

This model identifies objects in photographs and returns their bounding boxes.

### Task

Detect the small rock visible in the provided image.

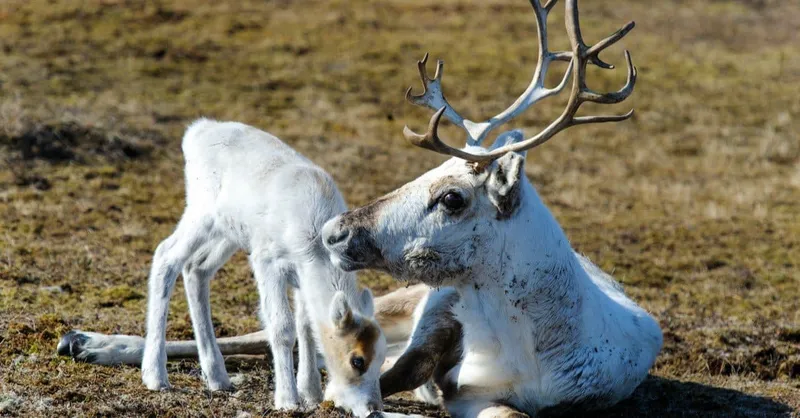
[34,397,53,412]
[229,373,247,386]
[234,411,252,418]
[40,285,64,293]
[0,392,22,413]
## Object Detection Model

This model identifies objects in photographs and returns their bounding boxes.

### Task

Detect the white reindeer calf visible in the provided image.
[59,119,388,415]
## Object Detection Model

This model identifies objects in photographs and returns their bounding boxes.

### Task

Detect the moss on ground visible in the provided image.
[0,0,799,416]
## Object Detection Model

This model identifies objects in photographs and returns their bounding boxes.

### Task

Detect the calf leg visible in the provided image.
[142,215,213,390]
[182,238,237,391]
[251,253,300,410]
[294,294,323,406]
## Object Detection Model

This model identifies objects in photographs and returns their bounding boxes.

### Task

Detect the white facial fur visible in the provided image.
[324,138,528,288]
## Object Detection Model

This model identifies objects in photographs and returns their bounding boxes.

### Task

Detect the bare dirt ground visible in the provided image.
[1,0,799,416]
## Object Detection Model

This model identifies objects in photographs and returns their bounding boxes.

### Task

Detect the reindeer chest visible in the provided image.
[444,288,588,409]
[446,301,539,399]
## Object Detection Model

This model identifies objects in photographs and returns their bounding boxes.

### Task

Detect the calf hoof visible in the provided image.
[298,380,323,407]
[142,370,171,391]
[273,391,301,411]
[206,377,233,392]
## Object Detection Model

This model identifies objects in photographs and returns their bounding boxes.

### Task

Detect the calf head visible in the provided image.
[322,289,386,416]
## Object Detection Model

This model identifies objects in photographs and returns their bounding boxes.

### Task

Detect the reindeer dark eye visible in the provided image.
[350,356,366,373]
[441,191,466,212]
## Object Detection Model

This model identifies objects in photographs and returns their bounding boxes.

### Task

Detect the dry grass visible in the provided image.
[1,0,799,416]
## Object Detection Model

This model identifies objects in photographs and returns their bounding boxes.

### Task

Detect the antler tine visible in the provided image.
[405,53,475,141]
[403,107,494,162]
[454,0,636,162]
[578,50,637,104]
[585,21,635,69]
[460,0,607,146]
[404,0,572,152]
[402,0,637,165]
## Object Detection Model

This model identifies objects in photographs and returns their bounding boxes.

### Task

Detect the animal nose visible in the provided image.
[326,226,351,246]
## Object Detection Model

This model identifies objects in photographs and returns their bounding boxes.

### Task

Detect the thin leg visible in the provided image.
[294,293,323,406]
[142,216,214,390]
[251,253,299,410]
[182,238,237,391]
[56,330,269,366]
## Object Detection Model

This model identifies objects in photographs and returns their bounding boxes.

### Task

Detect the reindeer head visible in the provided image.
[323,0,637,287]
[321,289,386,416]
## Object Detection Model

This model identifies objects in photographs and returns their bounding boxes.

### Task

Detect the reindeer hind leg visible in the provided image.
[294,293,323,406]
[141,214,214,390]
[251,252,300,410]
[182,238,238,391]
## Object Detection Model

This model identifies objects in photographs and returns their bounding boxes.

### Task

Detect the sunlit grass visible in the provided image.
[1,0,798,415]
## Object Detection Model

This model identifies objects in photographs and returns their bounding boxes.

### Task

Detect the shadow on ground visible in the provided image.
[171,357,800,417]
[559,376,795,418]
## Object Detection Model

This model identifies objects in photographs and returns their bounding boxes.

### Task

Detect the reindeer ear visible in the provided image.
[330,291,355,330]
[359,288,375,318]
[486,151,525,219]
[489,129,527,156]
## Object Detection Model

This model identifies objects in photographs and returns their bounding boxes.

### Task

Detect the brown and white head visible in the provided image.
[322,0,637,287]
[321,289,386,416]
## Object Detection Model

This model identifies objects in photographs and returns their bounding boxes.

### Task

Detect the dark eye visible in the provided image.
[440,191,466,212]
[350,356,366,373]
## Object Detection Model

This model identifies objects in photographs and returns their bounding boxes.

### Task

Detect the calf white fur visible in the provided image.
[105,119,385,415]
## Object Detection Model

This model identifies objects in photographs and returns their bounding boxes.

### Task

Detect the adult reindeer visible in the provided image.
[94,119,387,415]
[322,0,663,416]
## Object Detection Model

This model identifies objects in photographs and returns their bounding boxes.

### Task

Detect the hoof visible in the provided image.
[143,379,171,391]
[56,330,95,362]
[207,381,234,392]
[142,369,171,391]
[274,396,301,411]
[298,384,323,407]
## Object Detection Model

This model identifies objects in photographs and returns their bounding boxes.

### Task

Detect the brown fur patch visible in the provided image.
[374,284,429,341]
[426,176,461,205]
[353,322,380,373]
[374,284,428,324]
[321,318,381,381]
[340,192,396,228]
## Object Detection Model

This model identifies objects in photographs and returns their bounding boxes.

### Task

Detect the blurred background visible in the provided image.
[0,0,798,416]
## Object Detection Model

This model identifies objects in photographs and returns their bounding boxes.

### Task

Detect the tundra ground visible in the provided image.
[0,0,798,416]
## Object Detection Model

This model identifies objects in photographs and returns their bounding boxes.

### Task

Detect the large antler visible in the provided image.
[403,0,636,165]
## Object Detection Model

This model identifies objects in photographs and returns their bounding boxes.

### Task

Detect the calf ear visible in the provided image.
[359,288,375,318]
[330,291,355,330]
[486,151,525,219]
